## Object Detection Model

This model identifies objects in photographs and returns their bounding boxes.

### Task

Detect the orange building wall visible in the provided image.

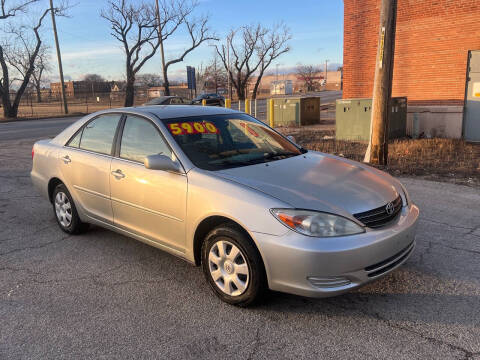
[343,0,480,105]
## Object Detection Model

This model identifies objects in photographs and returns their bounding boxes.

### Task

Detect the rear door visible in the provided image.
[58,113,122,224]
[110,114,187,251]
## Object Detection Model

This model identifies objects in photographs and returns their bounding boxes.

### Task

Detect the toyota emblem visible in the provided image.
[385,202,395,215]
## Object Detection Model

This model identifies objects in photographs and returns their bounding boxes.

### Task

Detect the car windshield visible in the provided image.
[162,114,303,171]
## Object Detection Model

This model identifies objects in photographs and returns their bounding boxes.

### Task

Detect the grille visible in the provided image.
[365,241,414,278]
[353,195,402,228]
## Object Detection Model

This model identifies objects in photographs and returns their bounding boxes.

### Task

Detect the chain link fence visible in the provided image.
[2,91,150,120]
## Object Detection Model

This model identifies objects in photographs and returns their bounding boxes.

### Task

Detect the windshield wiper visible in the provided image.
[263,151,299,161]
[213,158,265,168]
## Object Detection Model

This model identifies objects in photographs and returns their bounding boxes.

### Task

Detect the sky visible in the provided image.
[43,0,344,82]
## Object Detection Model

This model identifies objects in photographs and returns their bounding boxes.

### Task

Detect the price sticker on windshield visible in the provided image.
[168,122,218,135]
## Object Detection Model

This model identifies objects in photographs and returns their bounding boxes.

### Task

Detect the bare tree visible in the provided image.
[0,0,39,20]
[0,1,66,119]
[216,23,290,100]
[31,45,51,102]
[101,0,161,106]
[197,52,227,93]
[207,52,227,93]
[83,74,105,82]
[296,64,322,92]
[251,24,290,99]
[157,1,217,96]
[135,72,162,87]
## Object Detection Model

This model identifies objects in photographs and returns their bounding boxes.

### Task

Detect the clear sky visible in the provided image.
[49,0,344,81]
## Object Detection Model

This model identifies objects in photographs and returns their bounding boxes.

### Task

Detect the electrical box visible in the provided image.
[335,97,407,141]
[267,97,321,127]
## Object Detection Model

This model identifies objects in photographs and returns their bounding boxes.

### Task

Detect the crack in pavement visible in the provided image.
[0,223,58,243]
[0,266,43,277]
[8,255,159,287]
[440,244,480,256]
[246,326,265,360]
[420,218,480,237]
[418,240,433,264]
[0,235,70,257]
[330,301,479,358]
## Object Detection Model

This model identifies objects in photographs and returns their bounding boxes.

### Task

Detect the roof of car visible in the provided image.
[113,105,241,119]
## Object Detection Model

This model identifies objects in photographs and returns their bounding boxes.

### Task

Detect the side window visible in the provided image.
[120,116,172,163]
[67,129,82,148]
[79,114,121,155]
[170,98,181,104]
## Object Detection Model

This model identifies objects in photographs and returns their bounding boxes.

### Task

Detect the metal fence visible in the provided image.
[3,91,151,119]
[3,91,336,125]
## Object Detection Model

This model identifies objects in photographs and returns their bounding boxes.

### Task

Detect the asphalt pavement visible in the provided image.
[0,113,479,359]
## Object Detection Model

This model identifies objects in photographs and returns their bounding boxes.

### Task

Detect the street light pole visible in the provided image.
[49,0,68,114]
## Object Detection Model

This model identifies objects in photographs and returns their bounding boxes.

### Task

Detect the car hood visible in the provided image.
[215,151,399,216]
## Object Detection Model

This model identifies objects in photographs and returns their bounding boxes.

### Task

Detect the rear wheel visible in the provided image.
[52,184,89,234]
[202,224,267,306]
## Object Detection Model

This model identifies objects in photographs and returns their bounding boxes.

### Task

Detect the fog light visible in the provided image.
[307,276,351,289]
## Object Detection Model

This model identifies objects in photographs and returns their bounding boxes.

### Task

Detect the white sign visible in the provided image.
[473,82,480,98]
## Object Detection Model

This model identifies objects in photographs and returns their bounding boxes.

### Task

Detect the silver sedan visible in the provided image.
[31,105,418,306]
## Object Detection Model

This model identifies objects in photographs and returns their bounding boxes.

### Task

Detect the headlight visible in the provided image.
[270,209,365,237]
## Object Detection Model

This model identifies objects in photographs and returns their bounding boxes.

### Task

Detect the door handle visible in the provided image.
[61,155,71,164]
[111,169,125,179]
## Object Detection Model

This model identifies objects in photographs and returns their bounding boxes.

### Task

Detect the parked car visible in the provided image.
[144,96,190,105]
[191,93,225,107]
[31,106,418,306]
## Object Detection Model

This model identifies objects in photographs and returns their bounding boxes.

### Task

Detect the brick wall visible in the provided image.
[343,0,480,105]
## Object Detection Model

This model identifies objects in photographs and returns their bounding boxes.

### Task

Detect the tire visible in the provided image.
[52,183,89,234]
[201,224,267,307]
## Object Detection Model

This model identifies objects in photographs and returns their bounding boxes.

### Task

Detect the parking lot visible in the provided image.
[1,119,479,359]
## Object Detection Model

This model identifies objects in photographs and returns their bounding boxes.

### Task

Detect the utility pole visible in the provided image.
[155,0,168,96]
[364,0,397,165]
[325,60,328,84]
[227,35,232,100]
[49,0,68,114]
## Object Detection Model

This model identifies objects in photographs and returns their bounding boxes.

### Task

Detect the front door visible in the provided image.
[110,115,187,252]
[59,113,122,224]
[464,50,480,142]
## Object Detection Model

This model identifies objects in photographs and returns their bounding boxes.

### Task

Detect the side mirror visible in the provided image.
[144,154,183,173]
[287,135,296,144]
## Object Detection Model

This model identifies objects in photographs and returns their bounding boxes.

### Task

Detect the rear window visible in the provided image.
[78,114,121,155]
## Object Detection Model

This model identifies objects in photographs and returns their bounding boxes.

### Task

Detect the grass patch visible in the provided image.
[279,128,480,187]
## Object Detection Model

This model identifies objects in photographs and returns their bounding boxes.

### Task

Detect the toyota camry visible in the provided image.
[31,105,418,306]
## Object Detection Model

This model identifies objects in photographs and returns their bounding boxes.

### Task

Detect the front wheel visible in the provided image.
[201,225,267,306]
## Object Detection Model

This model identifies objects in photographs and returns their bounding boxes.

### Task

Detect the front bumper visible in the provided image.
[252,204,419,298]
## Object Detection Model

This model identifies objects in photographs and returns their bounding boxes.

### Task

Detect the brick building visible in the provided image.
[50,81,111,98]
[343,0,480,138]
